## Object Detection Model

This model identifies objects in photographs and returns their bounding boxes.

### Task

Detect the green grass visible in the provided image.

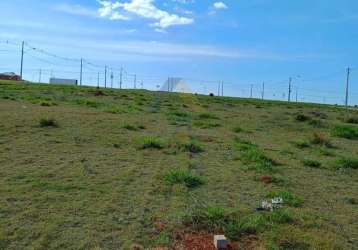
[334,158,358,170]
[331,124,358,139]
[267,191,304,207]
[136,136,165,149]
[0,80,357,249]
[164,170,204,188]
[234,138,277,172]
[292,139,310,149]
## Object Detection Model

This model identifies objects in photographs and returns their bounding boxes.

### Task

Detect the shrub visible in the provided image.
[295,113,310,122]
[311,132,332,147]
[267,191,304,207]
[344,116,358,124]
[164,170,204,188]
[334,158,358,170]
[39,118,58,127]
[302,159,322,168]
[136,136,164,149]
[331,125,358,139]
[181,140,204,153]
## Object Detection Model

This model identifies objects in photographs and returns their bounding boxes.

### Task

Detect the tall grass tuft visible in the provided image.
[136,136,164,149]
[39,118,58,128]
[164,170,204,188]
[234,138,277,172]
[302,159,322,168]
[181,140,205,153]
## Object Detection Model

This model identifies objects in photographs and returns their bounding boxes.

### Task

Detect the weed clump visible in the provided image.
[193,120,221,129]
[181,140,205,153]
[234,138,277,172]
[164,170,204,188]
[267,191,304,207]
[167,111,191,125]
[334,158,358,170]
[40,101,56,106]
[122,124,145,131]
[197,113,219,120]
[292,139,310,149]
[311,132,332,147]
[39,118,58,127]
[136,136,164,149]
[233,126,244,133]
[302,159,322,168]
[331,125,358,139]
[295,113,310,122]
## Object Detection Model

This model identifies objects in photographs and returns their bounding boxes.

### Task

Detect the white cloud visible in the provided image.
[97,0,194,29]
[213,2,228,10]
[54,3,99,17]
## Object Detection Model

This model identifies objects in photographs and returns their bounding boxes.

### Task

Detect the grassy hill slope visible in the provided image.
[0,81,357,249]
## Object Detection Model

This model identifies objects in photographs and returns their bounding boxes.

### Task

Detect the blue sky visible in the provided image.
[0,0,358,105]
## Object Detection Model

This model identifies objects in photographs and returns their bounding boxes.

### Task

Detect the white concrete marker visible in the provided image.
[214,235,228,249]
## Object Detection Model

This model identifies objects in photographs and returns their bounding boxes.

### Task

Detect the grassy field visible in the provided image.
[0,80,357,250]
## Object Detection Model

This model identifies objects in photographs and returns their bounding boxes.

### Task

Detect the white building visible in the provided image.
[49,78,78,85]
[160,78,192,93]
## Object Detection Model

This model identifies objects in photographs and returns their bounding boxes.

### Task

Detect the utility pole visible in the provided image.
[345,67,350,108]
[288,77,292,102]
[218,82,220,96]
[262,82,265,100]
[20,41,24,80]
[80,58,83,86]
[119,67,123,89]
[221,81,224,97]
[110,72,114,88]
[250,84,253,98]
[295,87,298,102]
[104,66,107,88]
[134,74,137,89]
[38,69,42,83]
[97,72,100,89]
